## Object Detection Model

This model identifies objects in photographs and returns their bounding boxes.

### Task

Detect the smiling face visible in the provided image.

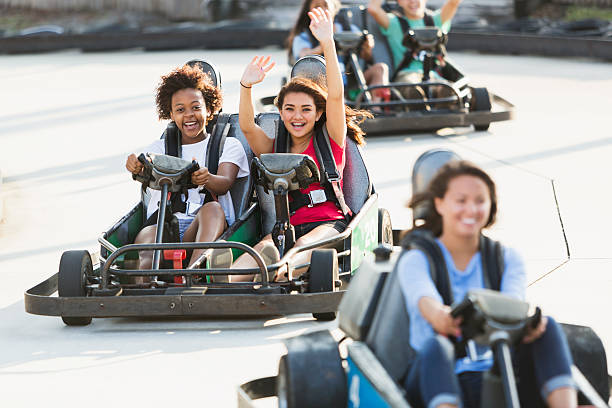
[398,0,426,19]
[434,175,492,240]
[169,88,207,144]
[280,91,323,142]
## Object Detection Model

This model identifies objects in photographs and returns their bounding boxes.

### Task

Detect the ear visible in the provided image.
[316,110,323,122]
[433,196,443,215]
[169,111,174,122]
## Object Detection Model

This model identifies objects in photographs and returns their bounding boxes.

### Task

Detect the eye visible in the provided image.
[175,107,184,113]
[193,105,201,111]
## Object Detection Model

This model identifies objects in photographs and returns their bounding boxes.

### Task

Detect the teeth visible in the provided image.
[462,218,476,225]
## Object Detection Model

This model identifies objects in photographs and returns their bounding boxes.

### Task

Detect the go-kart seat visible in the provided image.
[254,112,372,235]
[221,113,255,220]
[363,262,416,383]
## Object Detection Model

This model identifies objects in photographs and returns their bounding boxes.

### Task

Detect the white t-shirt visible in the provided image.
[144,136,249,226]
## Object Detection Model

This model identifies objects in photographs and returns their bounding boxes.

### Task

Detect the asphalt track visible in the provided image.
[0,48,611,407]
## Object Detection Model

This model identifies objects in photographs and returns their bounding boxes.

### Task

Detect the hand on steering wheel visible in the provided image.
[241,55,275,88]
[126,153,144,175]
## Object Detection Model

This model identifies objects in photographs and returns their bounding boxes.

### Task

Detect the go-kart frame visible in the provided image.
[24,189,384,322]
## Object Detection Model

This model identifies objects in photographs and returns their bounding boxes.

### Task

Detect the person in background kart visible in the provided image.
[397,160,578,408]
[288,0,390,107]
[125,65,249,271]
[233,7,372,282]
[367,0,459,101]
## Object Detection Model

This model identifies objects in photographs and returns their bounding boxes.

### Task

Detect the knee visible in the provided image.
[373,62,388,76]
[422,335,455,363]
[198,202,225,220]
[135,225,156,244]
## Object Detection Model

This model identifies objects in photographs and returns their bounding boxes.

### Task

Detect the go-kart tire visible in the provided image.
[378,207,393,246]
[58,250,93,326]
[471,87,491,131]
[276,331,347,408]
[307,249,338,321]
[561,323,610,403]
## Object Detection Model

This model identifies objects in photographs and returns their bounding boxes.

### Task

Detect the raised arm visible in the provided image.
[440,0,462,24]
[367,0,390,30]
[238,56,276,157]
[309,7,346,147]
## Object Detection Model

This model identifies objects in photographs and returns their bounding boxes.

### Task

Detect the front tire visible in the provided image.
[471,87,491,131]
[58,250,93,326]
[378,207,393,245]
[276,331,347,408]
[308,249,338,321]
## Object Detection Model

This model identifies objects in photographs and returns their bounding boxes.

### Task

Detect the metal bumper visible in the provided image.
[24,273,344,318]
[362,93,514,135]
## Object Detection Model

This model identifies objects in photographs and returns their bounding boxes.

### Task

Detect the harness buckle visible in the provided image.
[307,189,327,207]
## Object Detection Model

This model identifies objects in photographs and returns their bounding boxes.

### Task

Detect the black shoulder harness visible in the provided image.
[274,121,352,218]
[393,9,436,77]
[400,229,504,306]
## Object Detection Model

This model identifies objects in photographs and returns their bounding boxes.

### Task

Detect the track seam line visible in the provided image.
[443,139,572,282]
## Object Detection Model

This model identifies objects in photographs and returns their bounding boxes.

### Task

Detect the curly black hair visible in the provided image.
[155,65,222,122]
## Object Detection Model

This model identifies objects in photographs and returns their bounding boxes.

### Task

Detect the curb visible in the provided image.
[0,28,610,60]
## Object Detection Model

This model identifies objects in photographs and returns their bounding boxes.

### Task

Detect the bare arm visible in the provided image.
[190,162,239,195]
[298,44,323,59]
[418,296,462,337]
[367,0,390,30]
[440,0,462,24]
[309,8,346,147]
[239,56,276,157]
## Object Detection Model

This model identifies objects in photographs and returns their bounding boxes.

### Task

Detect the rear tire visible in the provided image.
[308,249,338,321]
[471,87,491,131]
[561,323,610,403]
[276,331,347,408]
[58,250,93,326]
[378,207,393,245]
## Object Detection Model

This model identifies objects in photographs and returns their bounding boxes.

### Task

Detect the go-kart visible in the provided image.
[238,149,610,408]
[24,58,394,325]
[259,4,514,135]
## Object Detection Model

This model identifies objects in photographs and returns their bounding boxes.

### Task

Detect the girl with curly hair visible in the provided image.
[125,64,249,270]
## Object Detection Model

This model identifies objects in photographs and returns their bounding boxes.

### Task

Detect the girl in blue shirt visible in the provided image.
[398,160,577,408]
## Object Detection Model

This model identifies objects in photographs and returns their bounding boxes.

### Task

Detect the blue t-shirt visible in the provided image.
[380,10,452,74]
[397,238,526,373]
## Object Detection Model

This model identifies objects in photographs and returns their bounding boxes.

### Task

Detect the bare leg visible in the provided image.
[282,223,340,280]
[230,234,275,282]
[546,387,577,408]
[364,62,389,103]
[134,225,157,270]
[182,201,227,266]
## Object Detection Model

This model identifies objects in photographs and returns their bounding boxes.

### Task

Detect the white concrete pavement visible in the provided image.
[0,48,610,407]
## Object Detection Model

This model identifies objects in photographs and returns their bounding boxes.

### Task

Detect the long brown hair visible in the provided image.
[408,160,498,237]
[286,0,341,62]
[274,77,372,146]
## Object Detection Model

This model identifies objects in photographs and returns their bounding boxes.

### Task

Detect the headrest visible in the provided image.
[185,58,222,89]
[411,148,461,222]
[291,55,326,87]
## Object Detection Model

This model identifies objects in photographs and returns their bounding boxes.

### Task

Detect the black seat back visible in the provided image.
[223,113,254,220]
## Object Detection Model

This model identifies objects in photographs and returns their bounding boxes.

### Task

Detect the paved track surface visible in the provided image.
[0,48,610,407]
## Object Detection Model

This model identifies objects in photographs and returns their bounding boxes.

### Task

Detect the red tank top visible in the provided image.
[289,135,345,226]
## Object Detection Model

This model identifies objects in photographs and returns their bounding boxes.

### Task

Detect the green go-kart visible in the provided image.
[24,59,394,326]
